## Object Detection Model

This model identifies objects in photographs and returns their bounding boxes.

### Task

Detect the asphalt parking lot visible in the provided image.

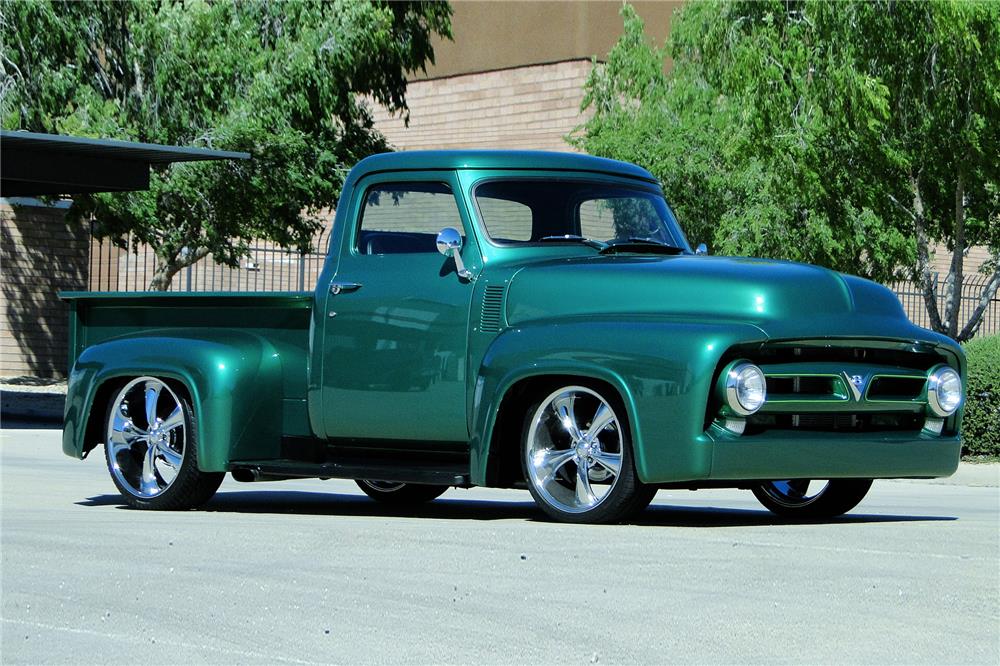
[2,427,998,665]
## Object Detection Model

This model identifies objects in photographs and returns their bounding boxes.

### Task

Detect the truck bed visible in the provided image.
[61,291,314,448]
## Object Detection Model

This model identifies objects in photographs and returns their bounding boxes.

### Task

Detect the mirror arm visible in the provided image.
[452,252,472,280]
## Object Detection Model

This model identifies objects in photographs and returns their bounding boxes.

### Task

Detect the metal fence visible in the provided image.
[889,273,998,337]
[88,228,998,336]
[88,224,332,293]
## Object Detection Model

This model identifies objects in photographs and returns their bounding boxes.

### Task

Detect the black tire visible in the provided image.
[103,377,224,510]
[520,383,656,524]
[355,480,449,505]
[751,479,874,519]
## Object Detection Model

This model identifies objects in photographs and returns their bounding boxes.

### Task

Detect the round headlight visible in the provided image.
[927,366,962,417]
[726,363,767,415]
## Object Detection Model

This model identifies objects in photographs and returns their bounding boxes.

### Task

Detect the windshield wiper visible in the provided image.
[599,237,686,255]
[537,235,607,250]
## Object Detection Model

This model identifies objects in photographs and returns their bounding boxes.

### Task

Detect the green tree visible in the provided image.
[1,0,451,290]
[574,1,999,341]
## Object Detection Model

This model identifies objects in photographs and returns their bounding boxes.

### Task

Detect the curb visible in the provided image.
[0,391,64,424]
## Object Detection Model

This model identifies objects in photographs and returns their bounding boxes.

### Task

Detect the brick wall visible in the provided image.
[371,60,592,152]
[1,201,89,379]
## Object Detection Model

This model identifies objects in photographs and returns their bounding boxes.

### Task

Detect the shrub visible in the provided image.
[961,335,1000,457]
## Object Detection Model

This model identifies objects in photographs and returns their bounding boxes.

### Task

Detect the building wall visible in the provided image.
[1,200,88,379]
[372,59,593,152]
[420,1,681,80]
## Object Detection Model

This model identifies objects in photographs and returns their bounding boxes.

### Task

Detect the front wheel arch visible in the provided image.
[484,373,637,488]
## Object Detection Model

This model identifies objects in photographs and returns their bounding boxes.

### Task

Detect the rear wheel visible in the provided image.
[104,377,224,510]
[355,480,449,505]
[752,479,873,519]
[521,384,656,524]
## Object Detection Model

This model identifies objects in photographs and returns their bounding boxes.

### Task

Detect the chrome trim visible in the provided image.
[922,417,944,435]
[722,417,746,435]
[436,227,472,279]
[841,371,868,401]
[725,362,766,416]
[926,365,962,417]
[330,282,362,295]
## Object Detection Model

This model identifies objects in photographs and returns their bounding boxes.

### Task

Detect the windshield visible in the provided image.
[474,179,687,249]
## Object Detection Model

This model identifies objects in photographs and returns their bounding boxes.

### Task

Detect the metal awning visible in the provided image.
[0,130,250,197]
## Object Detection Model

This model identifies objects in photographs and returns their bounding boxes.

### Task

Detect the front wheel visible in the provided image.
[521,384,656,524]
[751,479,873,519]
[355,480,449,505]
[104,377,224,510]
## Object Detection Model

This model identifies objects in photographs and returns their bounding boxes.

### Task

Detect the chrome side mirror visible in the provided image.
[695,243,708,255]
[436,227,472,279]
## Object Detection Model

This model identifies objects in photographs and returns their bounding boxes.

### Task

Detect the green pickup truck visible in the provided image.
[61,150,965,523]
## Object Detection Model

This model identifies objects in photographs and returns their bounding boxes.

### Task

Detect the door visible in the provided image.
[320,175,478,444]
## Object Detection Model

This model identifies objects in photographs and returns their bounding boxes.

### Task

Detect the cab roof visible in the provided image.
[347,150,658,185]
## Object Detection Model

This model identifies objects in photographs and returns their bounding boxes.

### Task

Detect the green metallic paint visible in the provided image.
[469,318,768,485]
[60,293,312,470]
[62,151,967,489]
[315,170,479,444]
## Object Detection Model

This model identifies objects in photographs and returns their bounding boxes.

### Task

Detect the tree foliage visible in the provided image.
[1,0,451,289]
[574,1,999,340]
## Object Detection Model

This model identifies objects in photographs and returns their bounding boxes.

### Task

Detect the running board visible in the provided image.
[229,458,470,487]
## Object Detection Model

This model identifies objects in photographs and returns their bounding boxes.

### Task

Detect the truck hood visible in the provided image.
[504,254,914,338]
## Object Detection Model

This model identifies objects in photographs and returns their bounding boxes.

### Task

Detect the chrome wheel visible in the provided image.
[752,478,873,519]
[106,377,186,498]
[525,386,624,515]
[359,480,406,493]
[758,479,831,508]
[354,479,449,505]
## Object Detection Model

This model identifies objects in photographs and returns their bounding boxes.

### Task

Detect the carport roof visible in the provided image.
[0,130,249,197]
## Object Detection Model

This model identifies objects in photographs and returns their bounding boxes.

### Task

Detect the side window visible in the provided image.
[357,182,463,255]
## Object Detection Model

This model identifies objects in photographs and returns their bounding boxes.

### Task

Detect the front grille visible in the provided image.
[767,375,840,396]
[749,343,944,371]
[867,376,925,401]
[746,412,923,434]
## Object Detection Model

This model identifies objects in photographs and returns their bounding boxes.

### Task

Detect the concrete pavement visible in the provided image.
[2,428,998,664]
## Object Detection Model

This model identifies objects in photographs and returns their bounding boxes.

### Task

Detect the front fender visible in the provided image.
[470,317,768,485]
[63,330,284,472]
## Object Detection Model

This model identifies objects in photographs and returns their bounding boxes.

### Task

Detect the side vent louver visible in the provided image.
[480,285,506,333]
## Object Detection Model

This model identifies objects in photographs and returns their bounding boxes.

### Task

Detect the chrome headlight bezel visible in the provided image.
[724,362,767,416]
[926,365,962,417]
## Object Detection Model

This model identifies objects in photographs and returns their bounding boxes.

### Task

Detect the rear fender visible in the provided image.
[64,331,284,472]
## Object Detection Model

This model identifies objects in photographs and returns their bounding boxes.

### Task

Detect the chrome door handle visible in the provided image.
[330,282,362,295]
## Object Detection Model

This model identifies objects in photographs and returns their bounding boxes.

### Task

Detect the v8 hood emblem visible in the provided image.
[842,372,869,401]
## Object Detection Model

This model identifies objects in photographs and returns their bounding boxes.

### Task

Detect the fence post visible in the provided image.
[186,264,192,292]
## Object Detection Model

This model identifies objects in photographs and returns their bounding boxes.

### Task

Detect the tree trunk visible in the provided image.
[942,170,965,338]
[147,247,210,291]
[957,269,1000,342]
[910,175,945,334]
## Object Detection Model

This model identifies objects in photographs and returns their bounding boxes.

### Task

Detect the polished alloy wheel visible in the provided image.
[106,377,186,498]
[354,479,449,504]
[359,480,406,493]
[752,478,874,519]
[757,479,831,508]
[525,386,624,514]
